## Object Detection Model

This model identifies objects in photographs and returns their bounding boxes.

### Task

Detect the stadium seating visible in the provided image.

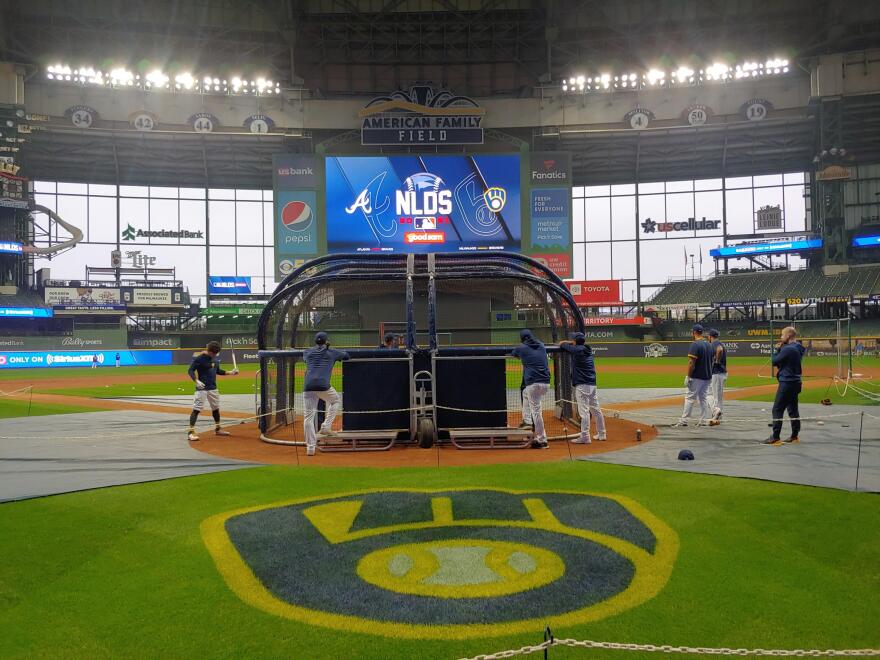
[649,265,880,305]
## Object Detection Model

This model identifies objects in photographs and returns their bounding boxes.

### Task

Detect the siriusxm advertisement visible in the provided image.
[0,350,172,369]
[325,155,521,253]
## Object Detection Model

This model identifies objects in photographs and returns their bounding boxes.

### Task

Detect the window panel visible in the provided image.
[638,194,665,240]
[264,248,278,283]
[209,188,235,200]
[639,237,694,285]
[753,186,784,233]
[89,184,116,196]
[88,196,117,243]
[120,185,149,197]
[179,199,207,245]
[150,186,178,199]
[725,176,752,189]
[236,189,262,201]
[695,178,722,191]
[209,246,236,276]
[725,189,753,234]
[236,246,264,278]
[784,172,806,185]
[35,181,56,193]
[638,181,664,194]
[56,195,88,241]
[783,185,807,232]
[34,244,108,281]
[120,197,149,243]
[695,190,724,235]
[180,187,206,199]
[235,201,263,246]
[665,193,695,237]
[208,201,236,245]
[263,202,275,248]
[584,197,611,241]
[585,243,611,280]
[149,198,179,244]
[665,180,693,193]
[573,243,586,280]
[572,186,585,198]
[611,196,636,240]
[611,183,636,195]
[57,182,87,195]
[611,241,637,280]
[263,190,274,202]
[572,198,585,242]
[753,174,783,187]
[584,185,610,197]
[620,280,637,303]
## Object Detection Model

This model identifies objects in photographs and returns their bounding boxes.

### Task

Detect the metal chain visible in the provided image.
[459,638,880,660]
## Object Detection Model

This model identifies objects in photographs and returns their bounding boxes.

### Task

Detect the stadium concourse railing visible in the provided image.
[255,252,586,446]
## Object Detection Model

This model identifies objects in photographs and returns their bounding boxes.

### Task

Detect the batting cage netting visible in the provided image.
[256,253,587,449]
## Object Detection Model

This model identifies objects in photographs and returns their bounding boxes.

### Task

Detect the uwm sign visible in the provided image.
[565,280,622,306]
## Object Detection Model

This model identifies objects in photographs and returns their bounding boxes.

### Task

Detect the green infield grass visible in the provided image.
[0,462,877,659]
[0,398,105,418]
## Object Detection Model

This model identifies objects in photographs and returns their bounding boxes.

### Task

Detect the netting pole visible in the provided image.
[848,315,853,379]
[855,411,864,492]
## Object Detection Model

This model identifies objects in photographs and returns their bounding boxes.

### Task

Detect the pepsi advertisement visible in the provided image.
[325,155,521,253]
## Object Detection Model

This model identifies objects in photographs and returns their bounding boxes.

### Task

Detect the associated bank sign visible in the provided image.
[359,86,484,145]
[122,224,204,241]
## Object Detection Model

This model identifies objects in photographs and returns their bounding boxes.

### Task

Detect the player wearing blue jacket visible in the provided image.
[764,326,806,445]
[673,324,714,427]
[510,329,551,449]
[560,332,606,443]
[303,332,350,456]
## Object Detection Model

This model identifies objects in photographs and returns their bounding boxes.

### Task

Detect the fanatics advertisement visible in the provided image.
[527,152,572,278]
[326,154,521,254]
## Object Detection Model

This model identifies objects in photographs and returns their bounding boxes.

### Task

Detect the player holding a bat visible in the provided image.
[187,341,238,442]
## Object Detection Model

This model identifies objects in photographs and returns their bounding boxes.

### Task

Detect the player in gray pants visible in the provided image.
[673,324,713,427]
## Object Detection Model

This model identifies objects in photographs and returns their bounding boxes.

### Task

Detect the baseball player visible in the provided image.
[764,326,806,445]
[510,329,551,449]
[187,341,238,441]
[559,332,606,443]
[378,332,396,349]
[672,324,713,427]
[707,328,727,425]
[303,332,350,456]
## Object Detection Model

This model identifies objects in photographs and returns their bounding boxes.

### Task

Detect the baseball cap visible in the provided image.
[678,449,695,461]
[571,332,586,344]
[314,331,328,345]
[707,328,719,338]
[384,332,395,342]
[520,329,533,341]
[692,324,704,333]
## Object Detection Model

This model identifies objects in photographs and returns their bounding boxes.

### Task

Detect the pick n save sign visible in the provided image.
[565,280,622,306]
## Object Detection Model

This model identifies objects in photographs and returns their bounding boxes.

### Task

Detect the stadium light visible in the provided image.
[42,63,286,96]
[560,54,792,94]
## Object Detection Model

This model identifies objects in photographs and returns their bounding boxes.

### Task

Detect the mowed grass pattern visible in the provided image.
[0,463,877,658]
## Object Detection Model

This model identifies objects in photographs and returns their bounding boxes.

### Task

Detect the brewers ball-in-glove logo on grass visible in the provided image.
[201,489,678,639]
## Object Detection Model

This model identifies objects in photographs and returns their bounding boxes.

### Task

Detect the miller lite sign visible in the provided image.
[359,86,484,146]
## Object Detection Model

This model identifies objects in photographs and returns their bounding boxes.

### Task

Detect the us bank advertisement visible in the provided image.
[273,154,321,279]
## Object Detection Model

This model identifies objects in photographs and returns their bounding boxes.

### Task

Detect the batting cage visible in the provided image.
[256,253,586,451]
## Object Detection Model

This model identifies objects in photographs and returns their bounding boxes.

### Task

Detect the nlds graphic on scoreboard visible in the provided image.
[325,155,521,254]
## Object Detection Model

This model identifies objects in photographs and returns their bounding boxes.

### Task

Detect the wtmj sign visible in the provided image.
[359,86,484,145]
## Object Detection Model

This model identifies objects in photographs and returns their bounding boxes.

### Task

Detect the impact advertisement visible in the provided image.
[0,350,172,369]
[325,155,521,254]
